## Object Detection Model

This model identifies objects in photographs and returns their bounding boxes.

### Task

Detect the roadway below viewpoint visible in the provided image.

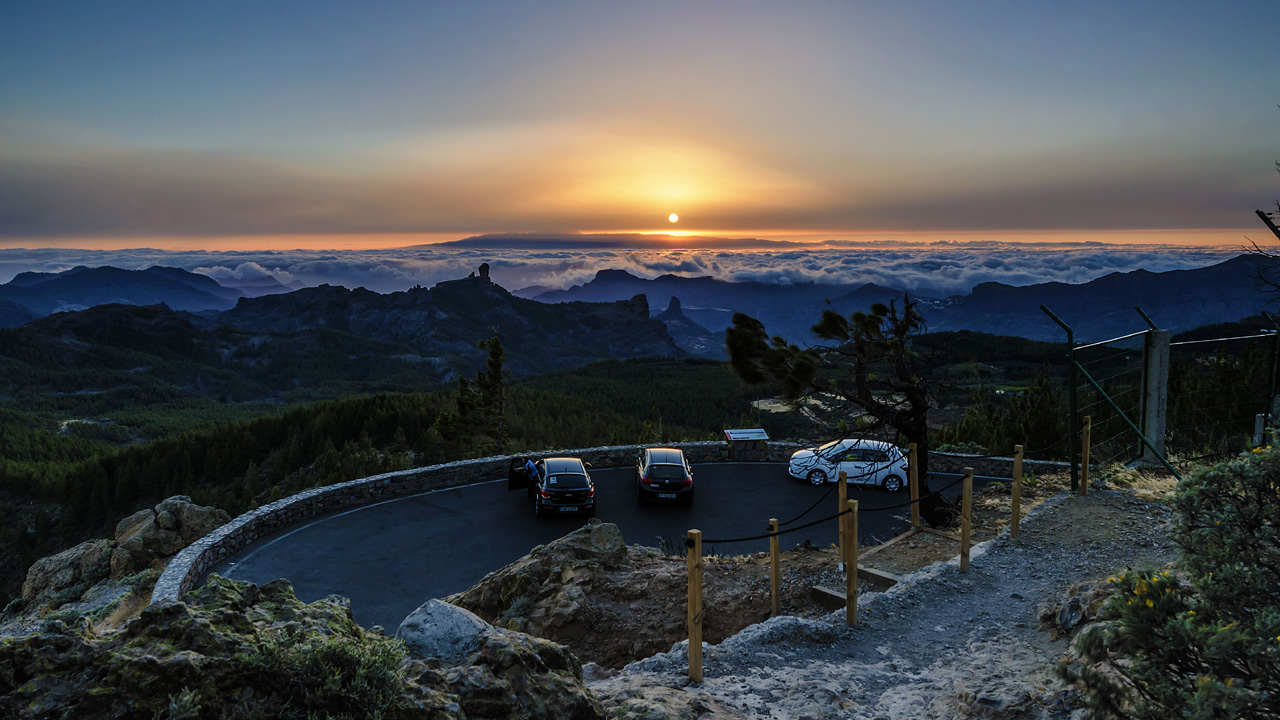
[212,463,1001,629]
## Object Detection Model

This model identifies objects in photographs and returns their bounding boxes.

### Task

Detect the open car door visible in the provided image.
[508,457,529,491]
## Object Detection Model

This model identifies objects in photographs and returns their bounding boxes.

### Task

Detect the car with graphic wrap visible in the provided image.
[787,438,908,491]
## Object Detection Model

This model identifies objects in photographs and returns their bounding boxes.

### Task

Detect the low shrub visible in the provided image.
[1058,446,1280,718]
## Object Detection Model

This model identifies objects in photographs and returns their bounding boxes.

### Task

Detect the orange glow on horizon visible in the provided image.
[0,227,1254,252]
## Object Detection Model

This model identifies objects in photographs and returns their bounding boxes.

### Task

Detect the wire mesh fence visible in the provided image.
[1073,333,1146,467]
[1167,333,1275,458]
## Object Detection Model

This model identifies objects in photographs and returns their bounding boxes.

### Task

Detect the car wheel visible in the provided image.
[882,475,904,493]
[683,490,695,507]
[585,507,596,519]
[807,469,828,486]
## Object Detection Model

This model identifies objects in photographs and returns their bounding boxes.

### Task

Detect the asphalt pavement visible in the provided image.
[212,462,996,629]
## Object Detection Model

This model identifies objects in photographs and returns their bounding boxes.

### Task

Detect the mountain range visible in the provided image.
[0,255,1272,382]
[529,254,1274,343]
[0,267,691,406]
[0,266,292,328]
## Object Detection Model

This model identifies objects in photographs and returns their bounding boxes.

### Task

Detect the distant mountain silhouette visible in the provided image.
[930,254,1274,341]
[0,266,244,328]
[654,297,725,359]
[220,271,685,376]
[536,255,1274,343]
[536,270,876,340]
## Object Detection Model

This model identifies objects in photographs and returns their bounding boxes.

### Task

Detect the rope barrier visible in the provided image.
[693,474,968,546]
[777,460,906,527]
[777,483,834,527]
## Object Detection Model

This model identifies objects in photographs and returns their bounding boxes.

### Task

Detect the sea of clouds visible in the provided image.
[0,242,1245,299]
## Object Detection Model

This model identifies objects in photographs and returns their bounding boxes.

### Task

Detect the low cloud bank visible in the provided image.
[0,243,1242,299]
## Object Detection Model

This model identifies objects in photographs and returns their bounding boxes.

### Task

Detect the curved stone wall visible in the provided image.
[151,440,804,603]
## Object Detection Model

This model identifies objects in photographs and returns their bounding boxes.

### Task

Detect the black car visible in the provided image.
[509,456,596,518]
[636,447,694,505]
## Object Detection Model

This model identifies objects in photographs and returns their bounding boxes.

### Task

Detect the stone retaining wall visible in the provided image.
[151,440,805,604]
[927,452,1071,479]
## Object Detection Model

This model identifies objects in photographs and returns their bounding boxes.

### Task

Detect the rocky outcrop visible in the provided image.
[19,539,113,607]
[18,496,228,613]
[0,575,604,720]
[109,496,229,578]
[448,522,771,668]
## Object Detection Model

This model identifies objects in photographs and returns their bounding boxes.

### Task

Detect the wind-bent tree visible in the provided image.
[726,296,954,525]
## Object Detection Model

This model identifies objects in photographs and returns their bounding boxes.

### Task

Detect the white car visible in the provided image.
[788,439,909,491]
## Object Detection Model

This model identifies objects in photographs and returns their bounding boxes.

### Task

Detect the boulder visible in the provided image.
[109,497,231,578]
[114,508,154,540]
[396,599,490,665]
[0,575,605,720]
[21,539,113,603]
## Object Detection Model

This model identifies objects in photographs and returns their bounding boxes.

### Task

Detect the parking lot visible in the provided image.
[212,462,997,629]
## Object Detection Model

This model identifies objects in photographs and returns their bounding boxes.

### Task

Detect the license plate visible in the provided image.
[658,493,677,498]
[559,506,577,512]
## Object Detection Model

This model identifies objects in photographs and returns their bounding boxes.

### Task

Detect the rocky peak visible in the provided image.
[619,294,650,319]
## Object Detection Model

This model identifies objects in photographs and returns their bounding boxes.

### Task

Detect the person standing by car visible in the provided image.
[524,456,540,485]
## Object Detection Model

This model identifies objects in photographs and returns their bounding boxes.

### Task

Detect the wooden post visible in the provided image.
[908,443,920,528]
[687,529,703,682]
[1011,445,1023,539]
[837,470,848,570]
[1080,415,1092,496]
[846,499,858,626]
[960,467,973,572]
[769,518,780,617]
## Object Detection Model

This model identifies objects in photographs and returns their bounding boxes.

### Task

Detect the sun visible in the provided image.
[668,213,679,223]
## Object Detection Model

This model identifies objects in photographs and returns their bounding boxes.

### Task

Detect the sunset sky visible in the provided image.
[2,1,1278,250]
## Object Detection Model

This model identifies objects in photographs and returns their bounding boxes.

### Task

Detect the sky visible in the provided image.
[2,0,1278,253]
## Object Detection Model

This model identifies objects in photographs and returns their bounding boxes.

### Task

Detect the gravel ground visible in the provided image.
[591,488,1178,720]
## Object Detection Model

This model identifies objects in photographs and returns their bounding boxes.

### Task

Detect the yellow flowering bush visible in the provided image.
[1058,446,1280,718]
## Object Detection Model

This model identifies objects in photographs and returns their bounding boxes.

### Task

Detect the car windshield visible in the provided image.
[648,464,686,480]
[546,474,590,489]
[817,440,844,453]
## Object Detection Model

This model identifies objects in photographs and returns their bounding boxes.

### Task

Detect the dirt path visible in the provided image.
[592,488,1178,720]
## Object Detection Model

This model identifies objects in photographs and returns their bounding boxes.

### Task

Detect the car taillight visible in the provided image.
[539,489,551,498]
[587,487,595,498]
[900,464,908,472]
[681,477,693,487]
[640,475,652,485]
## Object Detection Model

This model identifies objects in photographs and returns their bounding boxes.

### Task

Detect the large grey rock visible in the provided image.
[114,509,154,540]
[397,599,491,665]
[174,503,229,544]
[109,497,230,578]
[21,539,113,602]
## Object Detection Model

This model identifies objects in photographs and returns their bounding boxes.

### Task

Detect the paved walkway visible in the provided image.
[594,489,1178,720]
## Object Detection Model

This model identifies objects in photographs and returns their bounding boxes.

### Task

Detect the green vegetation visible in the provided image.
[1059,447,1280,718]
[241,630,411,720]
[938,371,1070,458]
[0,351,728,602]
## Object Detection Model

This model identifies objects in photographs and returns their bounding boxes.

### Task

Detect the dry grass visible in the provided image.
[93,587,151,633]
[1093,462,1181,501]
